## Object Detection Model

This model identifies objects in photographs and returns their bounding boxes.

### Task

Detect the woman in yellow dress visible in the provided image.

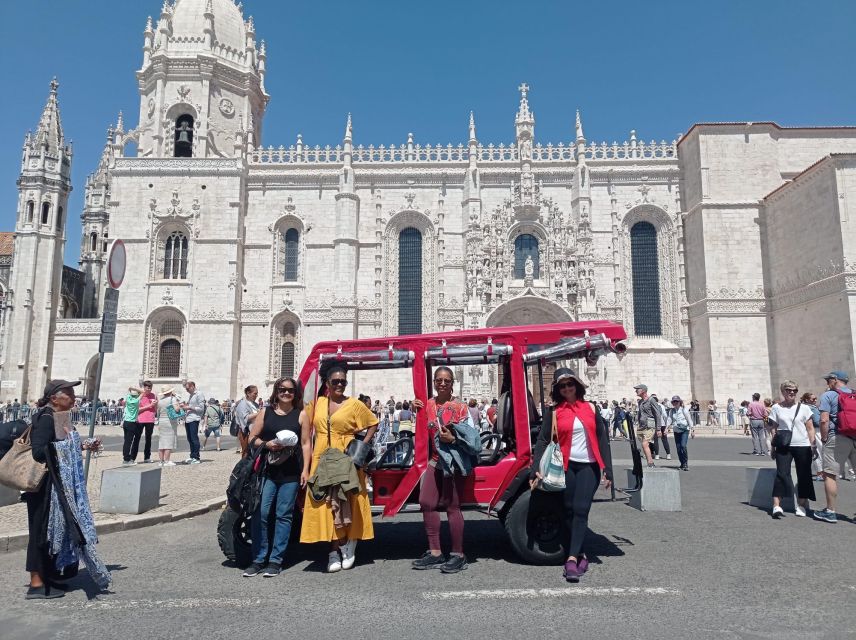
[300,365,378,572]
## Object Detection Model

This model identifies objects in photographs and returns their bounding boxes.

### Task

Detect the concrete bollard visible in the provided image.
[99,466,162,515]
[626,468,682,511]
[0,483,21,507]
[746,467,795,512]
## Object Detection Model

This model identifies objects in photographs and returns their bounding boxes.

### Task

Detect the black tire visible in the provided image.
[217,507,253,568]
[504,489,568,565]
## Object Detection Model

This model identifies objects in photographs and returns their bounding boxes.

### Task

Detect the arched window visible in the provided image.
[90,232,98,252]
[163,231,188,279]
[174,114,194,158]
[280,322,296,378]
[284,228,299,281]
[158,339,181,377]
[630,221,662,336]
[514,234,540,279]
[148,314,184,378]
[398,227,422,335]
[56,206,63,231]
[26,201,34,223]
[41,202,50,225]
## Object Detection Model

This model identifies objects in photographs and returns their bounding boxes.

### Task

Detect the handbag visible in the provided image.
[537,411,566,492]
[0,426,47,492]
[771,402,799,450]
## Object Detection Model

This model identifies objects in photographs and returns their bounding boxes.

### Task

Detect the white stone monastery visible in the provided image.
[2,0,855,404]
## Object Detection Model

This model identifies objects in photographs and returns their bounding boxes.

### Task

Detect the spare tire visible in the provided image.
[217,506,253,568]
[504,489,568,565]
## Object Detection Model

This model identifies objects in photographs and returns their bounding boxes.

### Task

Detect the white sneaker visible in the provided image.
[795,505,806,517]
[327,550,342,573]
[654,454,661,460]
[666,454,672,460]
[162,461,176,467]
[772,506,784,519]
[189,458,202,465]
[340,539,357,570]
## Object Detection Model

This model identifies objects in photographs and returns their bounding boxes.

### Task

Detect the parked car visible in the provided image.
[218,320,636,567]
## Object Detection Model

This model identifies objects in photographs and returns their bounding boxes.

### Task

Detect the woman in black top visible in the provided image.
[242,377,310,578]
[25,379,100,599]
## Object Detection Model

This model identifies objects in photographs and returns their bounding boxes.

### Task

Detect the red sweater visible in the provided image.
[554,401,606,471]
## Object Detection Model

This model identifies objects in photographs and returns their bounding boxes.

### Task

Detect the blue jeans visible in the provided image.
[185,420,201,460]
[674,430,689,467]
[254,477,299,565]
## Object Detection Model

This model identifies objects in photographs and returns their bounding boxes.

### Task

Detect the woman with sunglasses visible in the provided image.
[300,365,378,573]
[530,368,613,582]
[410,366,475,574]
[242,377,310,578]
[768,380,817,519]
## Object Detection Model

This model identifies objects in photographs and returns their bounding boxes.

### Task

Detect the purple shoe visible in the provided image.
[563,559,581,582]
[577,556,589,574]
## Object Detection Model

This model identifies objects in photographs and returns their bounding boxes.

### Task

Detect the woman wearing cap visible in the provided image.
[667,396,693,471]
[156,386,183,466]
[24,380,106,599]
[530,368,613,582]
[300,365,378,573]
[769,380,817,518]
[243,377,310,578]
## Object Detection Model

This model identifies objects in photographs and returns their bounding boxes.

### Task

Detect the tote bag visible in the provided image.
[0,426,47,492]
[538,411,566,492]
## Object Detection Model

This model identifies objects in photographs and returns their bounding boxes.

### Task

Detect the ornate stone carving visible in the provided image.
[54,321,101,335]
[219,97,235,117]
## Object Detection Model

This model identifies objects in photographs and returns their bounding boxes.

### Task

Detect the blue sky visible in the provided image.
[1,0,854,265]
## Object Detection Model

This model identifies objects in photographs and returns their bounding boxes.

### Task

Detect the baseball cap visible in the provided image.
[823,370,849,382]
[633,383,648,392]
[671,395,681,403]
[43,379,81,398]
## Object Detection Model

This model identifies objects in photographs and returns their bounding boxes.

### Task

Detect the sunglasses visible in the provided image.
[783,388,798,393]
[329,379,348,388]
[434,379,453,386]
[556,381,577,390]
[277,387,295,395]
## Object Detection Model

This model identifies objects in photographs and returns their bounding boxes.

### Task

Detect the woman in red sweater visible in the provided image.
[530,368,613,582]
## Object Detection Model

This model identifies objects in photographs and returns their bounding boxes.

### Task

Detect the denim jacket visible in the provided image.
[435,420,482,477]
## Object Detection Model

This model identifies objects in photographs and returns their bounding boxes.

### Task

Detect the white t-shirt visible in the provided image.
[569,416,594,463]
[769,403,813,447]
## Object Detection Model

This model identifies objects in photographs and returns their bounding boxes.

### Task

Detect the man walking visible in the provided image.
[634,383,659,468]
[121,386,143,466]
[814,371,856,524]
[747,393,768,456]
[233,385,259,456]
[181,381,205,464]
[137,381,158,463]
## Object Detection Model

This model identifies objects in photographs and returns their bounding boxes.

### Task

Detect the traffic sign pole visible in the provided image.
[83,353,105,480]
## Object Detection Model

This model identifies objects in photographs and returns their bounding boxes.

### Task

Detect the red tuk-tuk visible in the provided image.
[219,321,635,566]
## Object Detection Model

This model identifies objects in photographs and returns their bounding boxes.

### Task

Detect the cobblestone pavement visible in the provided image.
[0,429,240,538]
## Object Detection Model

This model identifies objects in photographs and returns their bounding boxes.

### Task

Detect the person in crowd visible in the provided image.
[410,366,478,574]
[300,365,378,573]
[802,392,823,481]
[398,401,414,437]
[202,398,225,452]
[358,394,372,410]
[634,383,659,468]
[689,399,700,426]
[24,379,107,599]
[739,400,750,436]
[649,394,672,461]
[371,399,383,420]
[137,381,158,464]
[467,398,481,430]
[599,401,613,430]
[706,399,718,426]
[747,393,768,456]
[611,400,627,440]
[486,398,498,431]
[763,397,775,453]
[768,380,816,518]
[121,385,142,466]
[180,381,205,464]
[530,368,613,582]
[815,371,855,523]
[243,377,311,578]
[667,395,693,470]
[156,386,183,466]
[727,398,736,428]
[233,385,260,457]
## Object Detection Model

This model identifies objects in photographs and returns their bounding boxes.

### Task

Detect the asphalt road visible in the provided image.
[1,438,854,640]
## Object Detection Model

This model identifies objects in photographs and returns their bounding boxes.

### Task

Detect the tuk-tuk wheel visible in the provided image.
[504,489,568,565]
[217,506,253,568]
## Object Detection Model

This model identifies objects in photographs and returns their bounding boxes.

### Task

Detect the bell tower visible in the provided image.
[1,79,73,401]
[132,0,269,159]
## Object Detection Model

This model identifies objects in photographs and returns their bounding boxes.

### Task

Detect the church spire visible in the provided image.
[34,78,64,152]
[575,109,585,142]
[468,111,477,144]
[514,82,534,146]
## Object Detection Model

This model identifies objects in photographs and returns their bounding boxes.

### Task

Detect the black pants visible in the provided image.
[24,482,50,574]
[563,461,600,560]
[140,422,155,461]
[122,420,143,462]
[650,427,671,456]
[773,446,816,501]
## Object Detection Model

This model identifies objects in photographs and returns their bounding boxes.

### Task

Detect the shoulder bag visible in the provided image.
[537,410,566,492]
[0,426,47,492]
[771,402,800,450]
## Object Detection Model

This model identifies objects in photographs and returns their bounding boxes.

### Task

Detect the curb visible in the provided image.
[1,497,226,554]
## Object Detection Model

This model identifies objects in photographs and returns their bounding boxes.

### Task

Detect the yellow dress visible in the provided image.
[299,396,378,543]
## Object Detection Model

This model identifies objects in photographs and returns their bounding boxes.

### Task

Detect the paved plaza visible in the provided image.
[0,437,853,639]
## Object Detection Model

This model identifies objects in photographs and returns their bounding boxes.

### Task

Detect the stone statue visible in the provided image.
[524,255,534,278]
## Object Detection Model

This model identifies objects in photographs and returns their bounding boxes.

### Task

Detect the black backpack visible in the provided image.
[0,420,28,461]
[226,446,265,517]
